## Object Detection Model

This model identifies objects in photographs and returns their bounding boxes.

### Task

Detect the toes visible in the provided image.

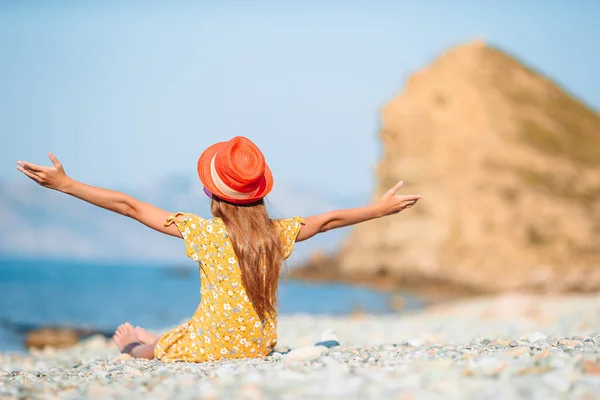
[114,323,133,337]
[117,323,133,333]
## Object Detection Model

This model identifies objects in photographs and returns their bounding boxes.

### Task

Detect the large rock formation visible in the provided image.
[304,41,600,294]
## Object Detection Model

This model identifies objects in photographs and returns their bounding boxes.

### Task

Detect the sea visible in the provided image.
[0,258,424,352]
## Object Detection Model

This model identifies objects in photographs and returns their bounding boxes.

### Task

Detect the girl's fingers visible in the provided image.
[48,152,60,166]
[400,199,418,208]
[17,166,42,183]
[398,197,418,205]
[20,161,45,172]
[383,181,404,199]
[398,195,421,202]
[392,180,404,190]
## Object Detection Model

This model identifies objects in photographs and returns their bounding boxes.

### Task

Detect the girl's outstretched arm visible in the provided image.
[296,181,421,242]
[16,153,182,238]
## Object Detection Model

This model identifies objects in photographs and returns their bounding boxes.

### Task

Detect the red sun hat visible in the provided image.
[197,136,273,205]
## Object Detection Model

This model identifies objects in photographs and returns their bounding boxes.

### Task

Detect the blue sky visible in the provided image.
[1,0,599,198]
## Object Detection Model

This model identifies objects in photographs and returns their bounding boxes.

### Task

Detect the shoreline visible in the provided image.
[287,262,484,307]
[286,255,600,307]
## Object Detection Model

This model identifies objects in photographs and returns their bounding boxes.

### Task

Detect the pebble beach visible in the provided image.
[2,293,600,400]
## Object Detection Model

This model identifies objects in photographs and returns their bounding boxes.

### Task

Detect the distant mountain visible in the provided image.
[299,40,600,293]
[0,175,367,266]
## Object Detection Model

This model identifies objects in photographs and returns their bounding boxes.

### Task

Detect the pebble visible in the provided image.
[467,357,506,376]
[582,359,600,375]
[283,346,328,364]
[113,353,132,363]
[561,339,580,347]
[1,293,599,399]
[407,338,426,347]
[542,372,572,393]
[528,332,547,343]
[507,347,529,357]
[86,384,113,397]
[534,350,551,360]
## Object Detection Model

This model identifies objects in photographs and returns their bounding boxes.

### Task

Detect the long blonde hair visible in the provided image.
[210,197,283,321]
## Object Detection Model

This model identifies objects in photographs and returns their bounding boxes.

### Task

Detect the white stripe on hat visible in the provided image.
[210,155,259,200]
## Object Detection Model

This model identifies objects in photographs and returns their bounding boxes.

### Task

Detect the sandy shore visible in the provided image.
[1,293,600,399]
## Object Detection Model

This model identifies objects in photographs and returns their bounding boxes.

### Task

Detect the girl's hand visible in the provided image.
[16,153,71,192]
[376,181,421,217]
[296,180,422,242]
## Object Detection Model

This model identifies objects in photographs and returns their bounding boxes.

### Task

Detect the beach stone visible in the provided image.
[561,340,580,347]
[549,353,572,369]
[469,357,506,377]
[507,347,529,357]
[272,345,290,354]
[430,379,461,397]
[91,364,105,372]
[276,370,309,382]
[509,341,519,347]
[113,354,132,363]
[25,328,79,350]
[399,373,422,388]
[284,346,328,364]
[324,376,363,396]
[82,336,108,350]
[237,383,264,400]
[122,366,143,377]
[534,350,551,360]
[582,359,600,375]
[531,340,550,350]
[94,370,108,379]
[542,372,572,393]
[214,364,237,376]
[195,381,219,399]
[314,340,340,349]
[407,338,426,347]
[87,383,113,397]
[48,368,64,376]
[320,330,339,343]
[528,332,548,344]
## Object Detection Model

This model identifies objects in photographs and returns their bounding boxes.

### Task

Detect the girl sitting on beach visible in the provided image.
[16,136,421,362]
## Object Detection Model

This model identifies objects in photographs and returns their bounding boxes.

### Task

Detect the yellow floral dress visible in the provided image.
[154,212,304,362]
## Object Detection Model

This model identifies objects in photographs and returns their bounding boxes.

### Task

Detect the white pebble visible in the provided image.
[284,346,328,364]
[320,329,339,343]
[408,338,426,347]
[471,357,506,376]
[542,372,571,393]
[528,332,548,343]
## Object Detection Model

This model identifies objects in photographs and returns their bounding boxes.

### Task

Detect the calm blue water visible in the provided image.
[0,259,423,352]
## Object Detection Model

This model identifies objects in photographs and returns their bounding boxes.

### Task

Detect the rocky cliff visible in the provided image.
[296,41,600,294]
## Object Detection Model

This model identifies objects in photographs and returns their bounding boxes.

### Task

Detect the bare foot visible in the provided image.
[134,326,159,344]
[113,322,141,354]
